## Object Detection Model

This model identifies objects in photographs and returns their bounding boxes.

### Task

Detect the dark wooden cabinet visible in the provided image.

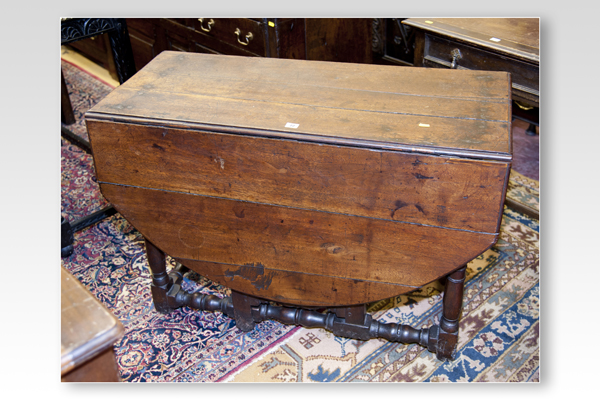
[64,18,539,114]
[403,18,539,109]
[123,18,373,70]
[126,18,157,71]
[303,18,372,63]
[65,18,410,74]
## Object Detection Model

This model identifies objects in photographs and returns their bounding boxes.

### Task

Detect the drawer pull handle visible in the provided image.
[198,18,214,32]
[450,48,462,69]
[234,28,253,45]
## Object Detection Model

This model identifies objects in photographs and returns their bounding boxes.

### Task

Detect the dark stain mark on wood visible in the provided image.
[152,143,165,152]
[224,263,272,290]
[415,204,426,214]
[395,200,409,209]
[391,200,409,219]
[413,173,434,180]
[309,220,314,225]
[234,208,245,218]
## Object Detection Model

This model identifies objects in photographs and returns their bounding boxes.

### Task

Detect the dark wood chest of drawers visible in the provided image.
[126,18,373,70]
[85,51,512,360]
[404,18,539,108]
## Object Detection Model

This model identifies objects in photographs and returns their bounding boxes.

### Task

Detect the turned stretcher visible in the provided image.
[85,51,512,360]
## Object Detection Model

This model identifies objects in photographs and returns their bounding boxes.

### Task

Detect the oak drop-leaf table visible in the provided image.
[86,51,512,361]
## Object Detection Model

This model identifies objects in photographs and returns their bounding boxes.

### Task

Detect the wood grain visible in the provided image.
[61,348,121,382]
[88,120,509,233]
[305,18,373,63]
[61,267,124,376]
[174,259,423,307]
[88,51,511,156]
[115,51,511,100]
[100,184,497,305]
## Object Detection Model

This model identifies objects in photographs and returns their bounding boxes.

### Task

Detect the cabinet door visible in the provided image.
[305,18,373,64]
[127,19,158,71]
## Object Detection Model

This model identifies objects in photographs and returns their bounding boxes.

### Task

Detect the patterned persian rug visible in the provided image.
[60,59,540,383]
[506,169,540,218]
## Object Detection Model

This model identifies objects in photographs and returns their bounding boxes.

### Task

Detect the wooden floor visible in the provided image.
[511,119,540,181]
[61,46,119,88]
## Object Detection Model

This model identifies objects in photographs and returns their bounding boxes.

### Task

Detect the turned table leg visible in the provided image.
[145,238,173,313]
[144,239,235,318]
[434,265,467,361]
[142,239,468,362]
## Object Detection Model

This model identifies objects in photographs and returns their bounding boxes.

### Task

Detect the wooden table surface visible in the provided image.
[88,51,512,160]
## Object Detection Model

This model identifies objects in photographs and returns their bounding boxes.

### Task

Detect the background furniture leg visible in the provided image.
[106,18,137,84]
[60,206,118,258]
[61,70,75,125]
[526,123,537,136]
[61,216,74,258]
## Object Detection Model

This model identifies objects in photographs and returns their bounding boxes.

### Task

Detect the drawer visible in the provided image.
[192,18,267,56]
[424,34,539,105]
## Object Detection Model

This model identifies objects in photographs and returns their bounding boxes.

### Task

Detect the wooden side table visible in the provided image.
[403,18,539,133]
[61,267,124,382]
[60,18,136,258]
[84,51,512,361]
